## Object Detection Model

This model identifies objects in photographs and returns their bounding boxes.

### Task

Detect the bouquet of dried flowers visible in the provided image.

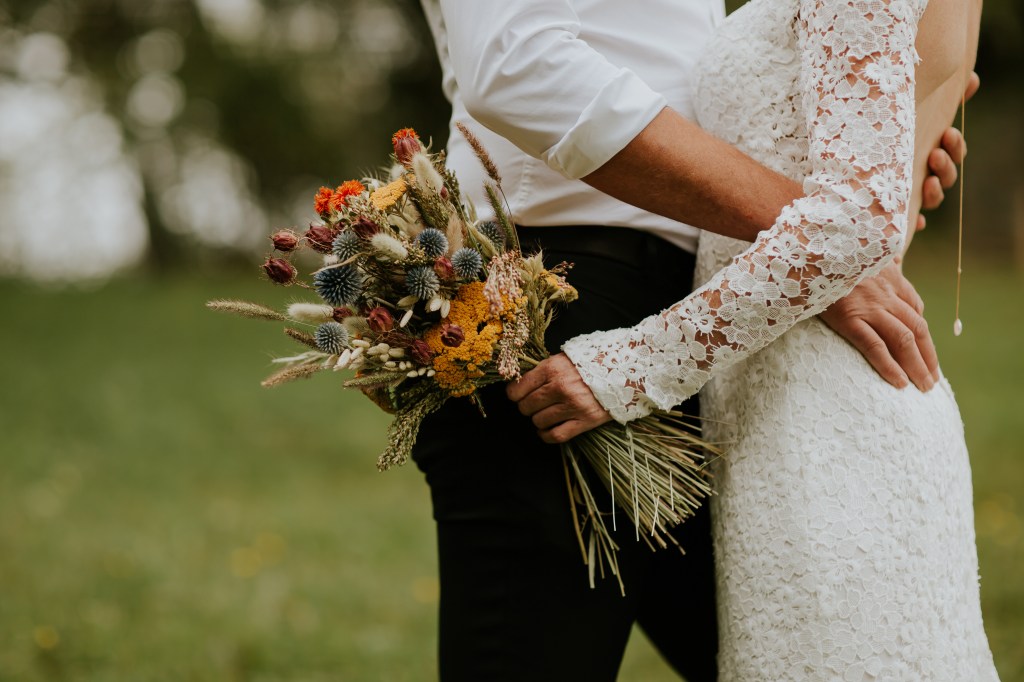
[208,126,716,591]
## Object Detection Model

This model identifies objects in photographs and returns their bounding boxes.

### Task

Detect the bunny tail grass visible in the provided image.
[207,299,286,321]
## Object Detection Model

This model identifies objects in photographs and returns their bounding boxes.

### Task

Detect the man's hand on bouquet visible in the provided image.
[506,353,612,444]
[820,261,940,392]
[916,71,978,231]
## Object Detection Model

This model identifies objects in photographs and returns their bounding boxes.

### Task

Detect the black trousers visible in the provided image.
[412,226,716,681]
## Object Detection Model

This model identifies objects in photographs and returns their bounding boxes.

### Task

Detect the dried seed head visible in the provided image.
[392,128,423,166]
[305,223,338,254]
[440,323,465,348]
[263,257,296,285]
[270,229,299,252]
[352,217,381,240]
[409,339,433,365]
[367,306,395,333]
[433,256,455,281]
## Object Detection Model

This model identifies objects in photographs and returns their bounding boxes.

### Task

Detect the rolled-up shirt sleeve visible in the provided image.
[439,0,667,179]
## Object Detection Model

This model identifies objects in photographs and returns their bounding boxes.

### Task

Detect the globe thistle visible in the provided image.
[479,221,506,250]
[332,230,361,261]
[406,265,440,300]
[314,265,363,307]
[452,247,483,279]
[314,322,350,355]
[415,228,449,259]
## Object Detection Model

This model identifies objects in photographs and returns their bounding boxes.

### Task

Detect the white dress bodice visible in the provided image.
[564,0,1001,677]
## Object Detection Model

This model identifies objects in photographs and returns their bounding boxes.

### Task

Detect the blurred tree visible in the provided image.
[1,0,450,277]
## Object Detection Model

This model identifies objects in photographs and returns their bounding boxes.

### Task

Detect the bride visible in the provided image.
[510,0,1000,676]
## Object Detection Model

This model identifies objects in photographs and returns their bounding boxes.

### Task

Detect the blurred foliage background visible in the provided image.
[0,0,1021,680]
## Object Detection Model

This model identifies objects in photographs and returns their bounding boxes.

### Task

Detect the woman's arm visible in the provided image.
[512,0,927,429]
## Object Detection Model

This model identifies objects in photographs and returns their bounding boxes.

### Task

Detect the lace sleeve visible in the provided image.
[562,0,925,423]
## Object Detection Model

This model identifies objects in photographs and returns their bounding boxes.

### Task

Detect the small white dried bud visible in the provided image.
[351,339,371,349]
[440,299,451,318]
[287,303,335,324]
[426,296,443,313]
[400,309,414,327]
[370,232,409,261]
[412,152,446,194]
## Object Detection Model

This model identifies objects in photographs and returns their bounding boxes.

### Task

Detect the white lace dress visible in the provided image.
[562,0,1000,677]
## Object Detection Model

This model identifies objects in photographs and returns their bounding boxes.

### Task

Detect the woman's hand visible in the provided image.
[506,353,613,444]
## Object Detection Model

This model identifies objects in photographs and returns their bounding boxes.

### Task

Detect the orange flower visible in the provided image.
[313,186,334,217]
[392,128,418,144]
[330,180,366,212]
[392,128,423,166]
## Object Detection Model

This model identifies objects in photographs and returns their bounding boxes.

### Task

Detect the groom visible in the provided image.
[413,1,973,680]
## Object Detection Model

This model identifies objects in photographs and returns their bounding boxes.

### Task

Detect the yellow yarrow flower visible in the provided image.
[370,177,409,211]
[423,281,519,397]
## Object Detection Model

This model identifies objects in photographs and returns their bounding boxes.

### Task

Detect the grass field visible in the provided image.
[0,250,1021,681]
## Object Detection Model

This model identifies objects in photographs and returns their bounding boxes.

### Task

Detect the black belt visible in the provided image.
[515,224,693,268]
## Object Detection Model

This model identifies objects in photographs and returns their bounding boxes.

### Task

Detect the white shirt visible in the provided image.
[420,0,726,253]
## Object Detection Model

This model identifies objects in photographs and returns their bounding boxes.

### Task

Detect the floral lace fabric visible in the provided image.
[564,0,1000,677]
[563,0,919,423]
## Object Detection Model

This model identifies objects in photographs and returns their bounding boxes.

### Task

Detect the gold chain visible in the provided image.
[953,85,966,337]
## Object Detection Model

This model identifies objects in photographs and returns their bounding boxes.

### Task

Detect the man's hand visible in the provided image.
[916,71,979,230]
[820,261,939,391]
[506,354,612,444]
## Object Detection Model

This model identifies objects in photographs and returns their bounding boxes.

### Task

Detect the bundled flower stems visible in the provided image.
[208,126,718,592]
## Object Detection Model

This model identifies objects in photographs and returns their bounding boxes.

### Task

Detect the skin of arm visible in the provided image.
[507,74,979,445]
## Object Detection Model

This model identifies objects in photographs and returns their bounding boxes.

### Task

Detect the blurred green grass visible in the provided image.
[0,251,1021,680]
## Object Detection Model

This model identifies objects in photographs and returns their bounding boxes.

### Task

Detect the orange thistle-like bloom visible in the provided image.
[330,180,366,212]
[392,128,423,165]
[392,128,418,145]
[313,186,334,217]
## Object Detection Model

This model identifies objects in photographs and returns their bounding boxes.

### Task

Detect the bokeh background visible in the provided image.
[0,0,1021,680]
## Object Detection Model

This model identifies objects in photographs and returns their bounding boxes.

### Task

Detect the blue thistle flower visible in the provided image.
[314,322,350,355]
[314,265,363,306]
[415,228,449,259]
[452,247,483,279]
[406,265,441,299]
[479,221,506,250]
[332,230,361,261]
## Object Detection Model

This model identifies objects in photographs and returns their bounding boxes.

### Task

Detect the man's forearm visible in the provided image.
[583,107,802,242]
